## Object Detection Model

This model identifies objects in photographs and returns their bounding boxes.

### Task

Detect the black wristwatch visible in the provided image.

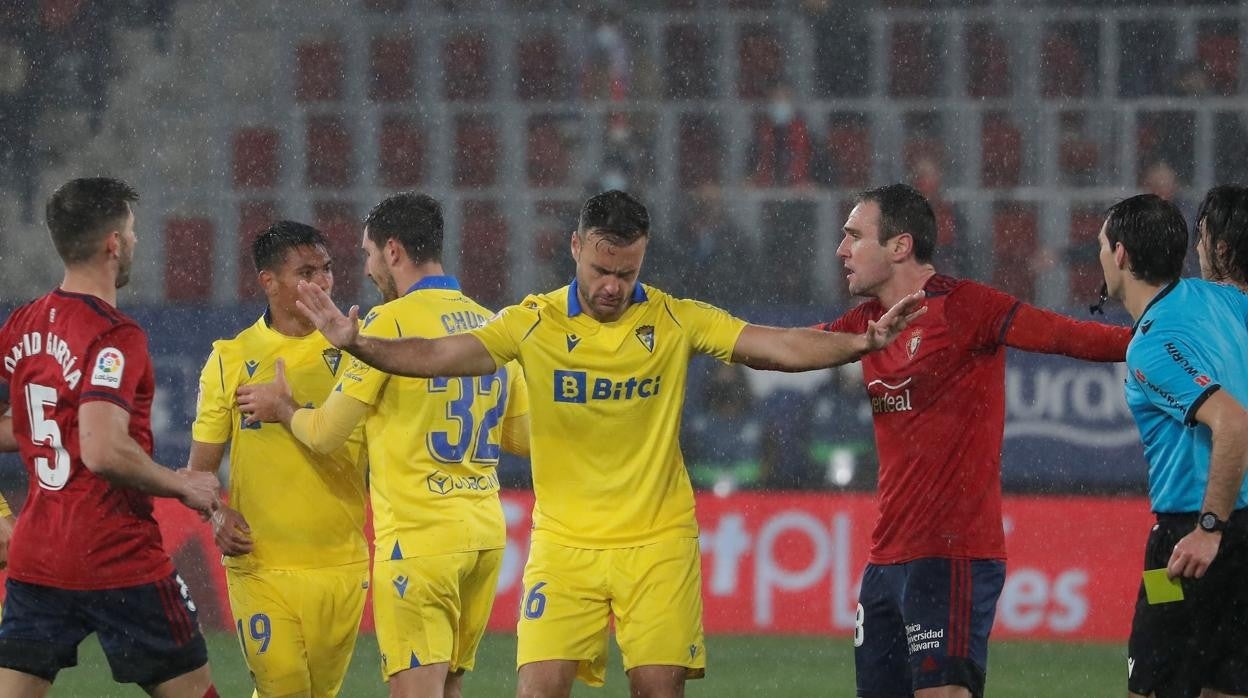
[1198,511,1228,533]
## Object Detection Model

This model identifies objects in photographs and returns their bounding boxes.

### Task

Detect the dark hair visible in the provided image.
[855,183,937,263]
[363,192,444,264]
[251,220,328,273]
[45,177,139,265]
[578,190,649,246]
[1195,185,1248,284]
[1103,194,1187,285]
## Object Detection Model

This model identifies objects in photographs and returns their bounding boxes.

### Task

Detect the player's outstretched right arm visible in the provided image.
[295,280,496,378]
[79,402,219,514]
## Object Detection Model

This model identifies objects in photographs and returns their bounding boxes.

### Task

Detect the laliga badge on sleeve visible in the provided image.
[1142,569,1184,605]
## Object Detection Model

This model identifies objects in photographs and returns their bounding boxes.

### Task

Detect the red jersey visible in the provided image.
[819,275,1130,564]
[0,289,172,589]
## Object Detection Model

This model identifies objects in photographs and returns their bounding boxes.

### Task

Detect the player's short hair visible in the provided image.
[45,177,139,265]
[577,190,649,246]
[363,192,443,264]
[251,220,328,273]
[1195,185,1248,284]
[855,183,937,264]
[1103,194,1187,285]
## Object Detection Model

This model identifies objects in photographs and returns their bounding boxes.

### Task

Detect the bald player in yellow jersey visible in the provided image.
[238,193,529,698]
[189,222,369,698]
[292,190,925,698]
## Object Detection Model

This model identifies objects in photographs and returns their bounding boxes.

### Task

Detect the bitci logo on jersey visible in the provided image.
[90,347,125,388]
[552,369,662,404]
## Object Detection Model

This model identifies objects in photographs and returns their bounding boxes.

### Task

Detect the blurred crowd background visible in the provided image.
[1,0,1242,497]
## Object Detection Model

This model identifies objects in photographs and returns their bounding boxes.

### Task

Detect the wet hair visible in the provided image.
[1195,185,1248,284]
[854,183,937,264]
[363,192,443,264]
[577,190,649,246]
[251,220,328,273]
[45,177,139,265]
[1103,194,1187,285]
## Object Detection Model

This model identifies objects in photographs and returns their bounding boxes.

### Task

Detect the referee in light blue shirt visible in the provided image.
[1098,190,1248,698]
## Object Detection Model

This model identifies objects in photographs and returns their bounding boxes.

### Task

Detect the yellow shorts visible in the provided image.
[372,548,503,679]
[226,562,369,698]
[516,537,706,687]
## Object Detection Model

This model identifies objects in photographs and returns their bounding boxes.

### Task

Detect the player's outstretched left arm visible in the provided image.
[1168,389,1248,579]
[732,291,926,371]
[296,280,497,378]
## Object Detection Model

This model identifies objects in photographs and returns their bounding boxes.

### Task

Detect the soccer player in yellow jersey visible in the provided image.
[188,222,370,698]
[237,193,530,698]
[292,191,925,698]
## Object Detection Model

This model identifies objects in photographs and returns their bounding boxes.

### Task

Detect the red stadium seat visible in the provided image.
[454,114,500,187]
[1068,207,1106,303]
[981,113,1022,188]
[458,200,509,308]
[526,117,570,187]
[369,34,415,102]
[826,121,872,188]
[295,40,345,103]
[444,32,491,101]
[164,218,214,302]
[1198,33,1239,93]
[232,127,279,190]
[737,24,783,99]
[664,24,714,99]
[314,201,360,301]
[516,34,568,101]
[378,115,424,188]
[305,115,353,189]
[992,204,1038,303]
[1041,30,1087,98]
[678,113,722,187]
[966,24,1011,98]
[890,23,940,97]
[237,200,278,300]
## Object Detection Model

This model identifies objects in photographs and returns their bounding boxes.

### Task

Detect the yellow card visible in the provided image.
[1143,569,1185,605]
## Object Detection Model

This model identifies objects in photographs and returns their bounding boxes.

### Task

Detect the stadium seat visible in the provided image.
[1041,28,1088,98]
[314,201,360,300]
[890,23,940,97]
[232,127,279,190]
[981,112,1023,188]
[678,113,723,187]
[443,31,491,101]
[369,34,415,102]
[737,24,783,99]
[825,118,872,188]
[991,203,1038,302]
[516,33,568,101]
[526,117,570,187]
[305,115,353,188]
[378,115,424,187]
[664,23,714,99]
[458,200,508,308]
[1198,32,1239,93]
[295,39,345,103]
[164,218,214,302]
[1068,207,1106,303]
[966,23,1011,98]
[237,200,278,300]
[454,114,500,187]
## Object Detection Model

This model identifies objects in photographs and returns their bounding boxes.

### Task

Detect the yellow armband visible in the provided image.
[290,390,369,456]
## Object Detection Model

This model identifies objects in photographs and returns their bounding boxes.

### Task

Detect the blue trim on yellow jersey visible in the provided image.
[566,279,649,317]
[406,276,461,294]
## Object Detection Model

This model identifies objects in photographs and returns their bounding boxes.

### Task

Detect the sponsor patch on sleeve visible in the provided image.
[91,347,125,388]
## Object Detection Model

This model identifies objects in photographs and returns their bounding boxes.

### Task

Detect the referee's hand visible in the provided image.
[1167,528,1221,579]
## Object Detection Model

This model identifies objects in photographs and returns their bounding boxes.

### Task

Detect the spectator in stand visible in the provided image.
[648,183,756,311]
[578,8,631,101]
[748,83,814,188]
[684,362,762,495]
[909,155,969,277]
[0,37,36,222]
[1141,160,1199,276]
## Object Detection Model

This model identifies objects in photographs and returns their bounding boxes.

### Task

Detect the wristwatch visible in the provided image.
[1198,511,1228,533]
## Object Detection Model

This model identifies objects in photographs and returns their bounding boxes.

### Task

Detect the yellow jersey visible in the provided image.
[337,276,529,560]
[192,313,368,571]
[470,281,746,548]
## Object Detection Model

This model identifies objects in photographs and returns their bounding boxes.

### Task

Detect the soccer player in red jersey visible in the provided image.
[0,178,220,697]
[818,184,1131,698]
